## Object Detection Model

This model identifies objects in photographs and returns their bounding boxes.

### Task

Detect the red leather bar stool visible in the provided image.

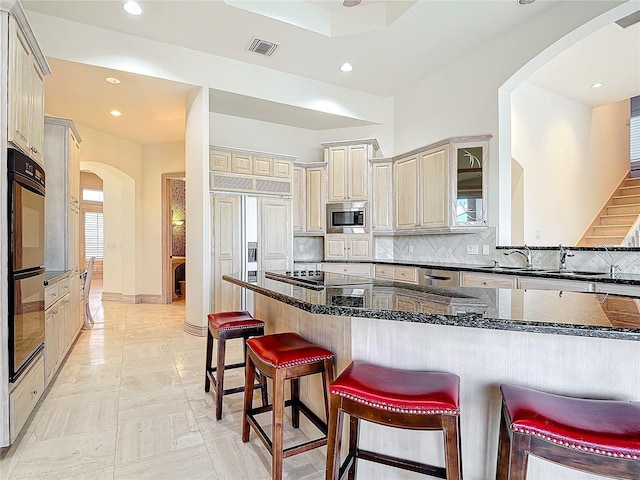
[325,361,462,480]
[496,384,640,480]
[204,311,267,420]
[242,332,335,480]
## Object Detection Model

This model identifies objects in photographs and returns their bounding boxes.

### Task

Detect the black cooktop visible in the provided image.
[265,270,372,288]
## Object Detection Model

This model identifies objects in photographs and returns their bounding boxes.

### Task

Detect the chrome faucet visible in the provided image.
[558,244,574,271]
[595,244,619,276]
[504,244,532,268]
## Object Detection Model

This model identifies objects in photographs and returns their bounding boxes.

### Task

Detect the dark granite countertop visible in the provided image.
[224,272,640,341]
[44,270,71,285]
[313,260,640,285]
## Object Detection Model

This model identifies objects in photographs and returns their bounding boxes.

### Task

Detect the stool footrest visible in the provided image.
[207,361,246,373]
[355,449,447,479]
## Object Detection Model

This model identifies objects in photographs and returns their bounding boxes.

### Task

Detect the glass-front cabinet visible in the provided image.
[451,137,490,227]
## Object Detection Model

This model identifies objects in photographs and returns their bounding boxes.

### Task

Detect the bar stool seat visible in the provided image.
[204,311,267,420]
[326,361,462,480]
[497,384,640,480]
[242,332,335,480]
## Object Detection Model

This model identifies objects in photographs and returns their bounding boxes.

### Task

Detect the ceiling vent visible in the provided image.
[615,10,640,29]
[247,37,279,56]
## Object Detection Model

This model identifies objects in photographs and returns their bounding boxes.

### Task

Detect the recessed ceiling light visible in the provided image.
[110,110,122,117]
[105,77,121,84]
[591,82,603,89]
[518,0,536,4]
[123,1,142,16]
[340,63,353,73]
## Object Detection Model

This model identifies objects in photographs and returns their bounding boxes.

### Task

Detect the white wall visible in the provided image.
[210,113,321,162]
[139,142,185,296]
[78,125,141,298]
[512,83,629,244]
[393,1,627,235]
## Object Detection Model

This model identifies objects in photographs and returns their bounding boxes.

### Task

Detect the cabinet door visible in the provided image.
[348,145,368,200]
[259,198,292,272]
[273,159,292,178]
[420,146,449,228]
[69,133,81,204]
[324,236,348,260]
[328,147,348,201]
[210,151,231,171]
[371,162,393,231]
[44,308,57,383]
[306,167,325,233]
[29,61,45,164]
[348,236,371,260]
[253,156,273,176]
[8,18,31,154]
[394,155,419,229]
[69,204,80,274]
[292,167,305,233]
[231,153,253,174]
[211,194,241,312]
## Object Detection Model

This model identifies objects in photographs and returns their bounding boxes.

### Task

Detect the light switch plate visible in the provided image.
[482,245,490,255]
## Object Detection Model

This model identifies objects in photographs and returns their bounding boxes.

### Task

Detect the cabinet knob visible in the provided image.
[31,389,38,396]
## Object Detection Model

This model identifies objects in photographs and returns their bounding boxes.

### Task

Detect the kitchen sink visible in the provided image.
[541,269,607,276]
[477,265,545,272]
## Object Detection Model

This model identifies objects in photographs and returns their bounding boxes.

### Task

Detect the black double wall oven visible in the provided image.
[8,148,46,383]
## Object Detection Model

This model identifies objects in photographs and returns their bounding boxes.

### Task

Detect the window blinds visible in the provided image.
[85,211,104,260]
[631,96,640,162]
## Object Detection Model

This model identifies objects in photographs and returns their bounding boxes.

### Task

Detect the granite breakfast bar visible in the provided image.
[223,272,640,480]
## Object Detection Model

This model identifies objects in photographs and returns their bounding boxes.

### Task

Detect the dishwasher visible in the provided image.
[418,268,460,286]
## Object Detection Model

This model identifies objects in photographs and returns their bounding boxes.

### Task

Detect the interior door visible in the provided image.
[258,197,292,272]
[211,194,241,312]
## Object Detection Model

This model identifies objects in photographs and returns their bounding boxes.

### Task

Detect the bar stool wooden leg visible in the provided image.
[443,415,462,480]
[347,417,359,480]
[204,327,214,392]
[508,434,531,480]
[495,407,511,480]
[272,369,286,480]
[214,333,227,420]
[242,354,256,443]
[325,393,344,480]
[290,378,300,428]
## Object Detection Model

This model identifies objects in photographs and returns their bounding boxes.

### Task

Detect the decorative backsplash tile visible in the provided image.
[171,180,186,257]
[293,236,323,262]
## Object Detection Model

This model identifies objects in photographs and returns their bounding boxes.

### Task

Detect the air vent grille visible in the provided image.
[616,10,640,28]
[248,37,279,56]
[255,179,291,194]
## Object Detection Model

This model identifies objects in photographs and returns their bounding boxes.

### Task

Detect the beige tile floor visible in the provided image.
[0,280,326,479]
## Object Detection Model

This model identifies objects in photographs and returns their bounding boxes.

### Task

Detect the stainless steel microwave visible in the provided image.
[326,202,368,234]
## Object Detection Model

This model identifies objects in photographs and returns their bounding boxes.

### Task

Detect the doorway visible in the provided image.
[162,173,186,303]
[79,172,104,279]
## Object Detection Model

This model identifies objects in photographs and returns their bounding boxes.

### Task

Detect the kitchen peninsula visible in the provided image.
[224,272,640,480]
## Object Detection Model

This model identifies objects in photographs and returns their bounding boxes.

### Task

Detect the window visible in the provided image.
[83,188,104,203]
[84,211,104,260]
[631,96,640,163]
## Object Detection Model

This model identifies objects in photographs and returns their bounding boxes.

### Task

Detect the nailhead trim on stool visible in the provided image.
[242,332,335,480]
[326,361,462,480]
[496,384,640,480]
[204,311,267,421]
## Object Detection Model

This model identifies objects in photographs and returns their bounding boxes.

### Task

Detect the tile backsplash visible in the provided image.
[296,227,640,274]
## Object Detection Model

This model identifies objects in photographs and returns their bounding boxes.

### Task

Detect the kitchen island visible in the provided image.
[223,272,640,480]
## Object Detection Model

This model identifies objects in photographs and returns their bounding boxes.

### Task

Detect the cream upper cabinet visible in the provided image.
[370,159,393,232]
[253,156,272,176]
[43,116,83,273]
[7,15,49,165]
[393,155,419,230]
[210,151,232,171]
[292,167,305,233]
[323,140,378,202]
[324,234,371,261]
[273,159,292,178]
[393,135,490,232]
[211,194,241,313]
[231,153,253,175]
[292,163,325,235]
[305,167,325,233]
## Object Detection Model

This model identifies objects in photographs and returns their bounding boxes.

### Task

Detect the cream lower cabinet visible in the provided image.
[374,264,419,284]
[9,356,44,443]
[518,277,595,293]
[322,262,373,277]
[324,235,371,261]
[461,272,518,288]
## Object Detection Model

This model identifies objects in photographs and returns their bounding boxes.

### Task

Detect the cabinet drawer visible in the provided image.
[10,356,44,441]
[518,277,594,293]
[45,283,59,309]
[58,277,71,297]
[461,272,517,288]
[393,266,418,284]
[374,264,394,280]
[322,263,372,277]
